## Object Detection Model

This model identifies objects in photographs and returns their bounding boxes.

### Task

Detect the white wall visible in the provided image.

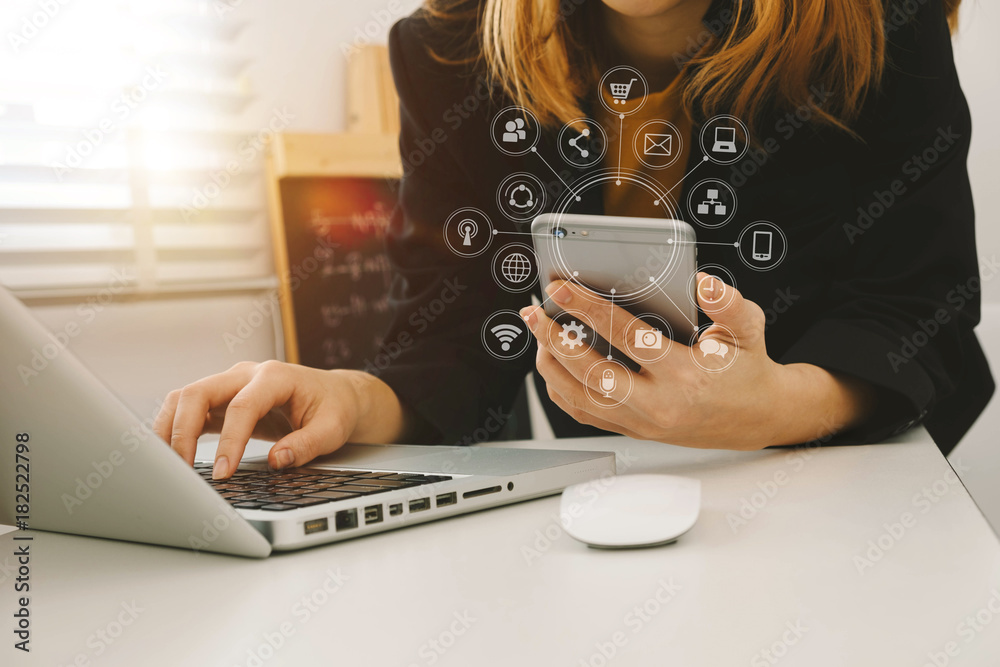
[954,0,1000,304]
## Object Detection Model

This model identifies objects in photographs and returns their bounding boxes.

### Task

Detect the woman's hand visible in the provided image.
[153,361,406,479]
[520,274,876,450]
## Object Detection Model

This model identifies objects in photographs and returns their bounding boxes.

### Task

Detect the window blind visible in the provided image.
[0,0,272,295]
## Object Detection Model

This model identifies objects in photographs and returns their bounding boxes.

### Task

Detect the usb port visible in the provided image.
[388,503,403,516]
[409,498,431,513]
[335,508,358,531]
[436,492,457,507]
[303,518,328,535]
[364,505,383,524]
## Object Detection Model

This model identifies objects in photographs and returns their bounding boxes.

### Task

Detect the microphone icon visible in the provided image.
[601,369,616,398]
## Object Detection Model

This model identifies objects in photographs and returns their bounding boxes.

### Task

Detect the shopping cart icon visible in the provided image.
[609,78,637,105]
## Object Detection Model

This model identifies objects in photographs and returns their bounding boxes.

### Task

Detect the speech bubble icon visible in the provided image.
[699,338,720,357]
[715,342,729,358]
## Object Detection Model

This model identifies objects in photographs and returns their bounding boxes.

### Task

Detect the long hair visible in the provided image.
[424,0,963,135]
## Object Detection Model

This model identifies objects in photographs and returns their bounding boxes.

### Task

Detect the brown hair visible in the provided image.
[424,0,962,135]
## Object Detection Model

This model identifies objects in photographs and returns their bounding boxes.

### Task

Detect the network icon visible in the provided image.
[482,309,531,360]
[491,324,522,352]
[568,128,590,158]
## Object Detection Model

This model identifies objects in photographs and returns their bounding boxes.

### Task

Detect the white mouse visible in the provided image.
[560,474,701,549]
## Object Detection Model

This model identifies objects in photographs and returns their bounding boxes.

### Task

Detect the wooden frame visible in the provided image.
[265,133,401,364]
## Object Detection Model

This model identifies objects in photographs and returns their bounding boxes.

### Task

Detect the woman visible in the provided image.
[155,0,992,480]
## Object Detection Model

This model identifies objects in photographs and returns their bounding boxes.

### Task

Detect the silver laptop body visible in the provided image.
[0,286,616,557]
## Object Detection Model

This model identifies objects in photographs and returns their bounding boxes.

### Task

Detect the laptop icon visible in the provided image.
[0,286,616,557]
[712,127,738,153]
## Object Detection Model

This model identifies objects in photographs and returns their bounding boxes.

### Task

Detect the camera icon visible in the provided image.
[634,328,663,349]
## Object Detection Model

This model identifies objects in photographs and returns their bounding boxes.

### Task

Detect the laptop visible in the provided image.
[0,286,615,557]
[712,126,738,153]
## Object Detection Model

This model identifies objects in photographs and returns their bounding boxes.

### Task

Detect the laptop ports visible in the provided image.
[388,503,403,516]
[303,518,329,535]
[335,508,358,531]
[364,504,383,524]
[462,486,501,499]
[435,492,457,507]
[409,498,431,513]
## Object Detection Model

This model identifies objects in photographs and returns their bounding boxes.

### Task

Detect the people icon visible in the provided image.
[503,117,527,143]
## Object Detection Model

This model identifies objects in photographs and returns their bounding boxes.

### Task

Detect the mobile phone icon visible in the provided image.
[752,230,773,261]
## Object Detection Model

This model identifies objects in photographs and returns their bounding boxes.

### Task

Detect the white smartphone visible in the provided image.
[531,213,699,348]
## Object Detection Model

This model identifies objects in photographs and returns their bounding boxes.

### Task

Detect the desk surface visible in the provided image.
[3,430,999,667]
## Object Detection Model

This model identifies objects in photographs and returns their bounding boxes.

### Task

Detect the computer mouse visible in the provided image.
[560,474,701,549]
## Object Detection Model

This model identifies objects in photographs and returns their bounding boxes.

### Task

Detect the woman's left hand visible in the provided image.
[520,274,874,450]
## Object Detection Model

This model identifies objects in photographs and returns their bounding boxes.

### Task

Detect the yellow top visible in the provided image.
[595,76,691,218]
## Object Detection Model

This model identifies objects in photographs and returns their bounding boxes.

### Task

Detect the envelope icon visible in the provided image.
[643,133,672,156]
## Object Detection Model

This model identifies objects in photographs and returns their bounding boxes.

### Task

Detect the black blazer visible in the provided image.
[378,0,993,455]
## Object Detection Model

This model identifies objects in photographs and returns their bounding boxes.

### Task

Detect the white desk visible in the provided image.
[3,430,999,667]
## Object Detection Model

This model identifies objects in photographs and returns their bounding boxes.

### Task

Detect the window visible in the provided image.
[0,0,273,296]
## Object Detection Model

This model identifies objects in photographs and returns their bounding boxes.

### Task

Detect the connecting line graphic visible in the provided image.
[493,229,549,238]
[658,155,709,202]
[530,147,581,202]
[608,289,616,360]
[668,238,740,248]
[617,115,624,185]
[652,281,697,330]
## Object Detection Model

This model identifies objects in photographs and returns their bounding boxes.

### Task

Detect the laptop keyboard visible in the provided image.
[193,463,452,512]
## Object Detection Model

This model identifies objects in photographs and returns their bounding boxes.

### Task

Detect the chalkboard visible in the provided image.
[274,176,397,370]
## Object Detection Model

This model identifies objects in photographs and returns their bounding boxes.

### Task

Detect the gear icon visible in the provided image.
[559,320,587,349]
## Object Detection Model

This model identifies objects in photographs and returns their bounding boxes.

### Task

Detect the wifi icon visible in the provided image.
[491,323,523,352]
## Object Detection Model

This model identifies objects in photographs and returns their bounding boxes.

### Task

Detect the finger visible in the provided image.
[524,306,608,393]
[543,280,680,367]
[544,382,645,440]
[170,369,253,466]
[214,366,295,479]
[153,390,180,444]
[268,413,350,470]
[696,274,765,347]
[534,344,639,409]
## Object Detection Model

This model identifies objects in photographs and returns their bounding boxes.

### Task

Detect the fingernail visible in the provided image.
[212,456,229,480]
[546,282,571,304]
[520,306,537,332]
[275,449,293,469]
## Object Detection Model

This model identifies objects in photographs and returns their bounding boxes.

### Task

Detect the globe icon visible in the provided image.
[501,252,532,283]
